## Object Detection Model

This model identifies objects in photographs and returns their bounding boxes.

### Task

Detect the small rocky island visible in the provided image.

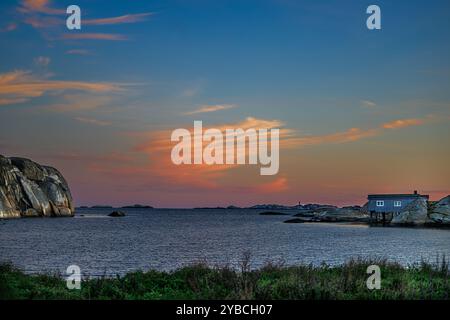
[0,155,74,218]
[108,211,126,217]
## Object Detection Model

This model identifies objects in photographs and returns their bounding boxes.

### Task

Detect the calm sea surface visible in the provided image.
[0,208,449,276]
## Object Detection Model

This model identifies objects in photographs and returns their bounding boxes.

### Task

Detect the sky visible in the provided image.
[0,0,449,207]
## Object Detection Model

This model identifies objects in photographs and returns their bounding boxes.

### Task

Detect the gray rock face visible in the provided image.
[391,197,430,226]
[428,195,450,225]
[0,155,74,218]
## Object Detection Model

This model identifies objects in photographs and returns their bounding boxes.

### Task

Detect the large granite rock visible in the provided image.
[361,202,369,214]
[428,195,450,225]
[391,197,430,226]
[0,155,74,218]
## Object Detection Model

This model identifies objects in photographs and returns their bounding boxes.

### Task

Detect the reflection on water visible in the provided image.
[0,208,449,276]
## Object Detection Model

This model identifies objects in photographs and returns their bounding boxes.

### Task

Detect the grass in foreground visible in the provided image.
[0,256,449,300]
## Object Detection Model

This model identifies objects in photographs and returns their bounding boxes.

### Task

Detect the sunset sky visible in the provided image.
[0,0,449,207]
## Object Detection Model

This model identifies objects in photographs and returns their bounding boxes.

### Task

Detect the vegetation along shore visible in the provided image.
[1,257,448,300]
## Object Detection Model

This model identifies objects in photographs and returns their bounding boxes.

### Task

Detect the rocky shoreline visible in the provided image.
[0,155,74,218]
[280,196,450,228]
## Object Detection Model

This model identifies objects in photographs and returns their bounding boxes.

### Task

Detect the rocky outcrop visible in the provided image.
[292,207,370,223]
[0,155,74,218]
[281,196,450,228]
[361,202,369,214]
[391,198,430,226]
[316,207,370,222]
[259,211,288,215]
[284,218,309,223]
[301,204,337,211]
[108,211,126,217]
[428,196,450,225]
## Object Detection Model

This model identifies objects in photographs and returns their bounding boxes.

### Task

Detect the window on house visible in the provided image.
[376,200,384,207]
[394,201,402,207]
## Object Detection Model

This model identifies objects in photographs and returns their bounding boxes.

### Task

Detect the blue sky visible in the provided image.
[0,0,449,207]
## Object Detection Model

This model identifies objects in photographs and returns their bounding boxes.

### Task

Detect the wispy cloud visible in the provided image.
[66,49,91,55]
[83,13,154,25]
[283,116,433,148]
[34,56,50,67]
[181,80,206,97]
[284,127,379,148]
[17,1,153,36]
[18,0,65,15]
[15,0,153,48]
[382,118,424,129]
[182,87,200,97]
[184,104,236,115]
[46,94,114,112]
[23,15,62,28]
[0,70,121,106]
[75,117,112,126]
[61,33,128,41]
[1,23,17,32]
[361,100,376,108]
[0,97,29,105]
[255,177,289,193]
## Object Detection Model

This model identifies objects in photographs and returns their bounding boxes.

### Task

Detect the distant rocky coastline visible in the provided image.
[121,204,153,209]
[76,204,154,210]
[0,155,74,218]
[80,198,449,228]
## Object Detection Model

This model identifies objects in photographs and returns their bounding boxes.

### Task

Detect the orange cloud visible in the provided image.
[0,70,121,106]
[0,97,28,105]
[18,0,64,15]
[127,117,287,190]
[132,129,233,189]
[382,118,424,129]
[255,177,289,193]
[184,104,236,115]
[0,70,32,84]
[283,127,379,148]
[80,114,442,199]
[61,33,127,41]
[213,117,291,143]
[283,117,433,148]
[128,117,386,189]
[83,13,154,25]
